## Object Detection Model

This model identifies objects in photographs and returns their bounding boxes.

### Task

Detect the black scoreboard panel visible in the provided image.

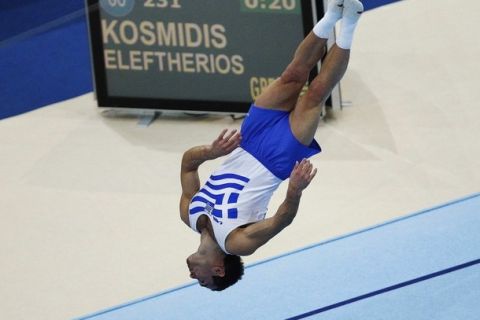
[87,0,320,113]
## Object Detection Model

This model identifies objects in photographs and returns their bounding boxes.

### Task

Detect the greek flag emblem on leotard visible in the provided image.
[189,173,250,224]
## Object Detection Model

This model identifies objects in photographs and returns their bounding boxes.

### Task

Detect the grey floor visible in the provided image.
[1,0,479,319]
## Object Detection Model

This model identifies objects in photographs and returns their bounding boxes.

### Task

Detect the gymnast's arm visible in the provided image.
[227,159,317,255]
[179,129,242,226]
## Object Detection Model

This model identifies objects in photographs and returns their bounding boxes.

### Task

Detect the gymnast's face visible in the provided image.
[186,253,221,290]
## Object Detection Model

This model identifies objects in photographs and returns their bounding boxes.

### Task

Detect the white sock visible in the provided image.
[337,0,363,49]
[313,0,344,39]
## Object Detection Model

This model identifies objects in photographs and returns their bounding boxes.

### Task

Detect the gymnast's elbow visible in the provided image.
[235,247,257,256]
[229,241,258,256]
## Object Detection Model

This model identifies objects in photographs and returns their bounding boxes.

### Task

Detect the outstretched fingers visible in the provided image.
[223,130,242,152]
[299,159,316,180]
[224,129,238,140]
[216,128,229,141]
[290,159,317,192]
[211,128,242,158]
[215,129,239,144]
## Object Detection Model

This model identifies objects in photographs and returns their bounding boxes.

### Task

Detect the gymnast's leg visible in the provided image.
[253,0,345,111]
[290,0,363,146]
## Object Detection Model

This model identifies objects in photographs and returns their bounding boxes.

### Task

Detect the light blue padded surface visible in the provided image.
[77,193,480,320]
[309,264,480,320]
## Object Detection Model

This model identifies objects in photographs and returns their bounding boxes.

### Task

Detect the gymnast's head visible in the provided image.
[186,252,244,291]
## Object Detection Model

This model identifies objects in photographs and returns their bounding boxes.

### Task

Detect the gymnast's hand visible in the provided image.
[208,129,242,159]
[288,159,317,195]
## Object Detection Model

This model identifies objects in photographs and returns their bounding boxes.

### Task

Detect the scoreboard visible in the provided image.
[86,0,324,113]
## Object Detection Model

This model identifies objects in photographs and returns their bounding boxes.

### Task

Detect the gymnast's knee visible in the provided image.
[280,64,310,86]
[303,81,330,106]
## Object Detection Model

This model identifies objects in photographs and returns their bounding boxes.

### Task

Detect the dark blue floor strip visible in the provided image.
[286,258,480,320]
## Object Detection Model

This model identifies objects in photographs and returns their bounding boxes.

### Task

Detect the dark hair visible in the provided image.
[211,254,244,291]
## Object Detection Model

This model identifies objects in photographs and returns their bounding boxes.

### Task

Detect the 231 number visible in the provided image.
[144,0,181,8]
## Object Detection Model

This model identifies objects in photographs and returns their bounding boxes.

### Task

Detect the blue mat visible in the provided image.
[0,18,92,120]
[76,193,480,320]
[0,1,92,120]
[0,0,84,42]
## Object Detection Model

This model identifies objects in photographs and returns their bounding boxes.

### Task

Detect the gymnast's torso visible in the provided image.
[188,147,282,253]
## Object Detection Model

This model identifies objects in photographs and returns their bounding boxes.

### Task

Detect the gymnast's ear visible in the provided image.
[212,266,225,277]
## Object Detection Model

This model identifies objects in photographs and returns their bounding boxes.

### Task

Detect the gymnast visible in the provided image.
[179,0,363,290]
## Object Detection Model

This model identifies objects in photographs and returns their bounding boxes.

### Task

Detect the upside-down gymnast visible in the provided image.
[179,0,364,290]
